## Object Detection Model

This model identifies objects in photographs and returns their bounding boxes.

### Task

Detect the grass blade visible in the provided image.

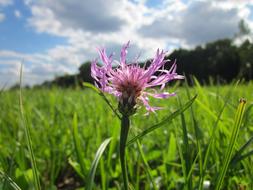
[230,150,253,166]
[215,98,247,190]
[0,83,7,95]
[185,78,204,190]
[19,64,41,190]
[86,138,112,190]
[174,128,188,190]
[242,103,253,128]
[178,97,192,189]
[195,99,218,121]
[82,82,101,94]
[83,82,121,119]
[200,81,238,188]
[136,140,158,190]
[0,170,22,190]
[187,152,199,182]
[127,95,197,146]
[230,135,253,166]
[72,113,87,178]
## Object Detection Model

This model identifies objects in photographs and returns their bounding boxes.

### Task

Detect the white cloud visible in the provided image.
[26,0,169,57]
[1,0,253,87]
[0,0,12,6]
[25,0,167,66]
[27,0,127,33]
[139,0,253,46]
[14,10,21,18]
[0,50,76,88]
[26,0,253,51]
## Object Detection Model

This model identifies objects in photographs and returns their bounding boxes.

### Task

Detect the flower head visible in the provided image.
[91,41,184,115]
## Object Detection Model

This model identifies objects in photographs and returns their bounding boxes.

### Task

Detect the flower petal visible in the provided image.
[146,92,176,99]
[120,41,130,68]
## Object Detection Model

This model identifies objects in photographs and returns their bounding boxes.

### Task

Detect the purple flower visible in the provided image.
[91,41,184,115]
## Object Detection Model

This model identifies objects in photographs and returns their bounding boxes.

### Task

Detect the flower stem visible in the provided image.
[120,115,130,190]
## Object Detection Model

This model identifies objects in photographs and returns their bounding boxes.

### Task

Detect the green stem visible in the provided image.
[120,115,130,190]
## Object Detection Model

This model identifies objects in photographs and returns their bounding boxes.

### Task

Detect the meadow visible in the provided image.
[0,80,252,190]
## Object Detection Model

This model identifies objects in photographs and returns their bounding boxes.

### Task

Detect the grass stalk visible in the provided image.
[19,65,41,190]
[215,98,246,190]
[136,140,158,190]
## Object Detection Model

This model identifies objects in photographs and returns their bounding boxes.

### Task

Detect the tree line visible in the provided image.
[36,38,253,88]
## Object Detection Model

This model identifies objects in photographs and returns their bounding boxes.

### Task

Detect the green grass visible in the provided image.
[0,81,253,189]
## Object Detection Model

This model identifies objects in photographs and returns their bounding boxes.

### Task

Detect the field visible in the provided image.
[0,81,253,190]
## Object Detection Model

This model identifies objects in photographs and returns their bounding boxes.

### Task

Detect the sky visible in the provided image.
[0,0,253,88]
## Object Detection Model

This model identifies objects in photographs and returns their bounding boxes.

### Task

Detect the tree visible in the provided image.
[77,61,94,85]
[169,39,241,83]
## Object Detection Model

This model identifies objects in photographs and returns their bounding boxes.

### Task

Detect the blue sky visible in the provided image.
[0,0,253,87]
[0,0,67,53]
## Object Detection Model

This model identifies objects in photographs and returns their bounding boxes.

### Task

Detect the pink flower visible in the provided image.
[91,41,184,115]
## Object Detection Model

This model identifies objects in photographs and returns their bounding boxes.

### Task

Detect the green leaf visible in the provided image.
[127,95,197,146]
[215,98,247,190]
[82,82,101,94]
[86,138,112,190]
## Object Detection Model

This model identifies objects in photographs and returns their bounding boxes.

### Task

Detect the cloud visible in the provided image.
[1,0,253,88]
[28,0,128,33]
[0,0,12,6]
[0,0,13,23]
[0,39,164,88]
[139,0,252,46]
[26,0,168,57]
[181,1,241,45]
[0,12,5,22]
[22,0,167,84]
[0,50,77,88]
[14,10,21,18]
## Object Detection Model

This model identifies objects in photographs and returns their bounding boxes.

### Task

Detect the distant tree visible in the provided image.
[205,39,240,81]
[238,39,253,80]
[9,83,30,90]
[52,74,76,87]
[77,61,94,85]
[169,39,241,83]
[237,19,251,37]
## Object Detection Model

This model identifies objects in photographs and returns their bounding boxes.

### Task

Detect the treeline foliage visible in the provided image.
[41,62,93,88]
[169,39,241,83]
[39,38,253,88]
